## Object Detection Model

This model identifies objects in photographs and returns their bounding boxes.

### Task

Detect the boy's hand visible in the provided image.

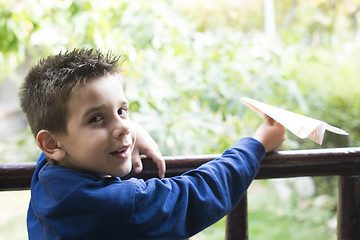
[131,121,166,178]
[254,115,286,153]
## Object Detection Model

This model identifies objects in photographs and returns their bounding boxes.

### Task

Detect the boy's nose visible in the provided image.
[112,117,131,139]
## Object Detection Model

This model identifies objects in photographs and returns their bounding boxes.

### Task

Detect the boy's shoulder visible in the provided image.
[33,153,138,203]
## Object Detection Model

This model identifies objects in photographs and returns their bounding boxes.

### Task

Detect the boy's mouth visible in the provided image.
[110,146,130,159]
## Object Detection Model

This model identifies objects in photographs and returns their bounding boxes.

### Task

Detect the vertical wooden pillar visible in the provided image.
[225,192,248,240]
[337,176,360,240]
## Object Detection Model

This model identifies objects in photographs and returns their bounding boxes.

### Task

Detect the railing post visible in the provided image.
[225,192,248,240]
[337,176,360,240]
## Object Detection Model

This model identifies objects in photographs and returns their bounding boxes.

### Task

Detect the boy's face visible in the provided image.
[54,74,135,177]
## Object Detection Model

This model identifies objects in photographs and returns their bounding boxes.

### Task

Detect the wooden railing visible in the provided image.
[1,147,360,239]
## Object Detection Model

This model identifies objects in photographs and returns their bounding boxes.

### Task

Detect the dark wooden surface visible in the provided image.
[1,147,360,190]
[337,176,360,240]
[1,147,360,239]
[226,193,248,240]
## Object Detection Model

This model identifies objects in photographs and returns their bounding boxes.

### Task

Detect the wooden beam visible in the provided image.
[226,192,248,240]
[1,147,360,190]
[337,176,360,239]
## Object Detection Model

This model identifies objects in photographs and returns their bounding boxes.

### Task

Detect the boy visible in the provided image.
[20,48,285,239]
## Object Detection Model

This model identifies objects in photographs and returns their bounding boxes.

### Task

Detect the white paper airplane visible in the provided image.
[241,97,349,145]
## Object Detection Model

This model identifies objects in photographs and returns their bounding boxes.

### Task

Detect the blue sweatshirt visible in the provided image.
[27,137,265,240]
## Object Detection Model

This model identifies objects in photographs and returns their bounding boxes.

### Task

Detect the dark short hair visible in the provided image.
[20,48,125,137]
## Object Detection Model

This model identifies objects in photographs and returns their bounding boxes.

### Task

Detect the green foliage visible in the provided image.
[1,0,358,154]
[0,191,30,240]
[246,179,337,240]
[1,1,359,238]
[282,46,360,148]
[0,1,32,78]
[197,179,337,240]
[0,126,40,163]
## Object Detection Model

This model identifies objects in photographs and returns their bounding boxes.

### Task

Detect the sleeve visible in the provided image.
[129,137,266,239]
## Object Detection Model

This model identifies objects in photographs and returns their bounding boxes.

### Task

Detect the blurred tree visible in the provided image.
[0,0,358,158]
[1,1,359,239]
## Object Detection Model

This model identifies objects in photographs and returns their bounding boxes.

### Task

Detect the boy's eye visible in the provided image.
[89,115,103,123]
[118,107,129,117]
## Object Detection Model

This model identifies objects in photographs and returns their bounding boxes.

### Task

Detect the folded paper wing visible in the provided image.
[240,97,349,145]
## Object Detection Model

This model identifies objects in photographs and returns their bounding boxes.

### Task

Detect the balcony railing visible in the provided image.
[1,147,360,239]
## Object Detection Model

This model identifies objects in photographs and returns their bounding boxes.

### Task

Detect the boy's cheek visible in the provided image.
[131,131,136,146]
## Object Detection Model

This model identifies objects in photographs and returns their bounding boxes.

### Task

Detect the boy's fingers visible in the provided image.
[146,150,166,178]
[132,149,143,174]
[157,160,166,179]
[264,114,275,125]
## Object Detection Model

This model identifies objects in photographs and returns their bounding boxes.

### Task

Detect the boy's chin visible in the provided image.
[117,168,132,178]
[114,163,133,178]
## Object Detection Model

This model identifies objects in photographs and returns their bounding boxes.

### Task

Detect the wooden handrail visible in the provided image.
[1,147,360,240]
[1,147,360,190]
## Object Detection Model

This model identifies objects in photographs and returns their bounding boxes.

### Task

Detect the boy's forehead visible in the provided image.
[69,74,126,106]
[71,74,124,95]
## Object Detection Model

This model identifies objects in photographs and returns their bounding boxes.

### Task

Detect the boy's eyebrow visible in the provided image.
[83,101,129,118]
[83,105,104,118]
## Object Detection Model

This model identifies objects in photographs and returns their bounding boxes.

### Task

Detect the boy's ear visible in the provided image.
[36,130,66,161]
